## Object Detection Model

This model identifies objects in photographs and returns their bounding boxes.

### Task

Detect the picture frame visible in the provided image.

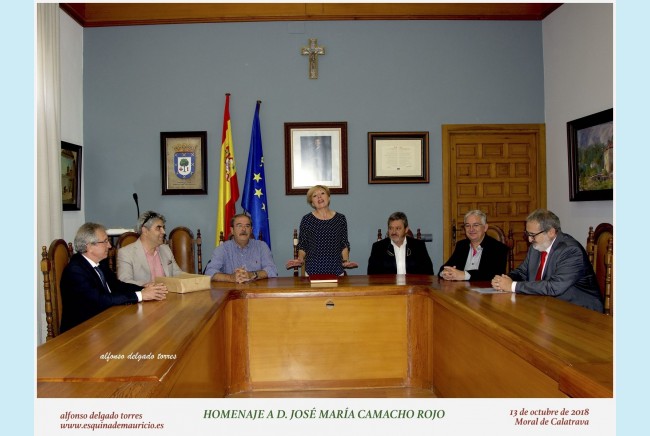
[284,122,348,195]
[61,141,82,211]
[567,108,613,201]
[160,131,208,195]
[368,131,429,184]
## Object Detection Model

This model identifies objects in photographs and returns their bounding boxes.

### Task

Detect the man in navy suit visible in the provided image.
[59,222,168,333]
[439,209,508,281]
[367,211,433,275]
[491,209,603,313]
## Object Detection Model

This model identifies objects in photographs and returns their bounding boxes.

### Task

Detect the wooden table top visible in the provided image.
[37,275,613,394]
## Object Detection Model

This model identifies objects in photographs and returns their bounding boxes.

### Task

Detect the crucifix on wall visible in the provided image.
[301,38,325,79]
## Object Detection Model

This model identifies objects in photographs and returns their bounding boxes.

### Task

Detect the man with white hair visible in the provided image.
[439,209,508,281]
[60,222,168,333]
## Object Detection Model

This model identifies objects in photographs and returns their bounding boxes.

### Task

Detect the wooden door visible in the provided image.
[442,124,546,267]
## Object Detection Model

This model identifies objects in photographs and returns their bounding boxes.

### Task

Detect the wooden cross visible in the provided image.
[301,38,325,79]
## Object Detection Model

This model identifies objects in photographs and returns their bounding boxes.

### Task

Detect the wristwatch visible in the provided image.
[252,271,259,280]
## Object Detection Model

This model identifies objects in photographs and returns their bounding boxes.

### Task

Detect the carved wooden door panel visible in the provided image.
[442,124,546,267]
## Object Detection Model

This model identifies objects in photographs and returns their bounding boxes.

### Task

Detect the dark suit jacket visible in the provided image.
[438,235,508,281]
[508,232,603,313]
[367,237,433,275]
[60,253,141,333]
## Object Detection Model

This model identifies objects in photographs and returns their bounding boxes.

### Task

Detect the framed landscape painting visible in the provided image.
[567,108,613,201]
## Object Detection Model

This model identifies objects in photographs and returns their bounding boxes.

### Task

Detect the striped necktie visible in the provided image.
[94,266,109,291]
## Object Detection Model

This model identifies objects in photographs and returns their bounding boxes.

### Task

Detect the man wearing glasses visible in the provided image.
[491,209,603,312]
[439,209,509,281]
[204,213,278,283]
[117,211,183,285]
[60,222,168,333]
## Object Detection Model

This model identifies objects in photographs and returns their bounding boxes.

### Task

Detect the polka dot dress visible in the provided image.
[298,212,350,276]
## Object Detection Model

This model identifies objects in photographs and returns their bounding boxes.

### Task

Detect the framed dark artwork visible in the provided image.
[160,131,208,195]
[61,141,82,210]
[284,122,348,195]
[567,108,613,201]
[368,131,429,184]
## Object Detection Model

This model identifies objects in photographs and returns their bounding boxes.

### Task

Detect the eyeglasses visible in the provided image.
[92,239,110,245]
[524,230,546,239]
[464,223,483,230]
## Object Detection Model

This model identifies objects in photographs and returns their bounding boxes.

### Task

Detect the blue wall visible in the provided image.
[83,20,544,275]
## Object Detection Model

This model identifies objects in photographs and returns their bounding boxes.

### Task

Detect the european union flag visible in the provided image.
[242,101,271,248]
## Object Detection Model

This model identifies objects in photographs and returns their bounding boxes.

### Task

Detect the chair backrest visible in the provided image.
[107,231,139,273]
[168,227,203,274]
[485,225,505,244]
[117,231,139,248]
[292,228,305,276]
[451,219,515,272]
[587,223,613,315]
[40,239,73,340]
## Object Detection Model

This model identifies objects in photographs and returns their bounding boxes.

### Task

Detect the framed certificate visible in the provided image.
[368,131,429,184]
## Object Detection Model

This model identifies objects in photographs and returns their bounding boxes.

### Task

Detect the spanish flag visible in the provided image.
[216,93,239,244]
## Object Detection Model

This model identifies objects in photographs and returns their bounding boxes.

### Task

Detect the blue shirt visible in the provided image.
[204,239,278,278]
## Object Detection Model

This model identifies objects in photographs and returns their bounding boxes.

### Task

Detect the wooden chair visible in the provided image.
[451,219,515,272]
[168,227,203,274]
[587,223,613,315]
[40,239,73,340]
[117,231,139,248]
[108,231,139,273]
[292,228,305,277]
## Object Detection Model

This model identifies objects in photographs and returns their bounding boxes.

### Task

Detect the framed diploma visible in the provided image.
[368,132,429,184]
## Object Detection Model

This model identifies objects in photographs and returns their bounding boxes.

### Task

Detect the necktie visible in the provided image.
[94,266,109,291]
[535,251,547,281]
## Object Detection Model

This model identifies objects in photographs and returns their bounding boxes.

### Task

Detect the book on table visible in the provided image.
[308,274,339,285]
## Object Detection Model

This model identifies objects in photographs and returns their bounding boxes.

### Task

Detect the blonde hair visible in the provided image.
[306,185,331,208]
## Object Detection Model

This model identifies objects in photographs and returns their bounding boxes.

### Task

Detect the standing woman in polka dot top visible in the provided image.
[285,185,358,275]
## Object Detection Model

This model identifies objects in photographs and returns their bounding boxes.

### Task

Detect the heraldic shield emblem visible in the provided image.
[174,151,195,179]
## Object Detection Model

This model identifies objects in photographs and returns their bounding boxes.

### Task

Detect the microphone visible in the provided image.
[133,193,140,219]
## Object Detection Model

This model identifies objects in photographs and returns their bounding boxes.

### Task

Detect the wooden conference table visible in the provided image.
[37,275,613,398]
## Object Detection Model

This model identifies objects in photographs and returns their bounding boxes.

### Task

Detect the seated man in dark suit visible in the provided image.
[491,209,603,313]
[439,209,508,281]
[367,211,433,275]
[59,222,168,333]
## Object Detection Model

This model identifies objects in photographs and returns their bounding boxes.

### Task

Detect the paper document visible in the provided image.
[468,287,509,294]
